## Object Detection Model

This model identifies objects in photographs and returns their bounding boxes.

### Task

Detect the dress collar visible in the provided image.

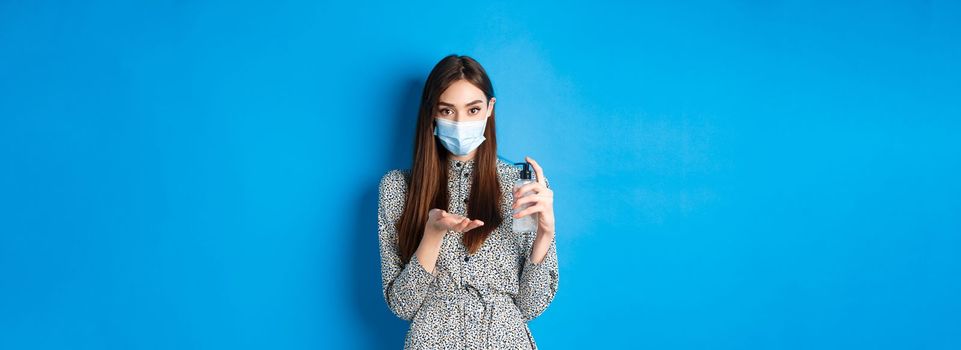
[447,157,476,171]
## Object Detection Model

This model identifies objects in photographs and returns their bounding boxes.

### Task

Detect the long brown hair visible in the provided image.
[395,54,503,264]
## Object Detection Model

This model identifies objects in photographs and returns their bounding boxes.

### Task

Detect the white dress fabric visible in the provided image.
[378,157,559,349]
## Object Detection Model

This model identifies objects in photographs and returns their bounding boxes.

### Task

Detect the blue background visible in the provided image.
[2,1,960,349]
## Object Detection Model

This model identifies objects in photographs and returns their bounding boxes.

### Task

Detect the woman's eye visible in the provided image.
[440,109,452,115]
[470,108,480,114]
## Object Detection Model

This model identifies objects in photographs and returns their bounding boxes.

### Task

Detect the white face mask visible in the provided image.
[434,117,488,156]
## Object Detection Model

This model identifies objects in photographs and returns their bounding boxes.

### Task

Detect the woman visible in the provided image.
[378,54,559,349]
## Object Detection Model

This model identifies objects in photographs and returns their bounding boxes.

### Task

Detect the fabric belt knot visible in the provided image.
[464,283,511,349]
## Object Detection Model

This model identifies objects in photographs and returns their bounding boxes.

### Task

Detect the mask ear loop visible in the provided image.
[486,98,495,118]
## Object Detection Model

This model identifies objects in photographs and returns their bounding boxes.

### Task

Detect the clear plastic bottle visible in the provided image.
[512,162,538,233]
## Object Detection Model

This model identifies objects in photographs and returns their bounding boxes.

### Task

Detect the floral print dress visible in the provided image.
[378,157,559,349]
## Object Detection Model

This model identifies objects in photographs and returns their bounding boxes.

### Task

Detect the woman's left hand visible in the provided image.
[512,156,555,238]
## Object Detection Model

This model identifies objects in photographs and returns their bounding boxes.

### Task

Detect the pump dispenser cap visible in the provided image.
[515,162,532,180]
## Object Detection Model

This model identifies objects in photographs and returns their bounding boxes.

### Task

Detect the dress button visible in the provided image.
[463,172,469,178]
[464,256,470,262]
[455,161,462,167]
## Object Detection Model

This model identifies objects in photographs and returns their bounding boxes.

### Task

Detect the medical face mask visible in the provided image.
[433,117,488,156]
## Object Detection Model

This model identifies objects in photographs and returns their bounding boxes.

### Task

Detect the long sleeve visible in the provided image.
[515,177,560,322]
[378,170,437,321]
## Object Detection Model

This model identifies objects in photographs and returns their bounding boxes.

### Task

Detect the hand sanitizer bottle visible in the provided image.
[512,162,538,233]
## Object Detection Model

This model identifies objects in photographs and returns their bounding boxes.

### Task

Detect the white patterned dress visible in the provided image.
[378,157,559,349]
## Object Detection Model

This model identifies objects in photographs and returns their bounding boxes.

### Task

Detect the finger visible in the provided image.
[438,210,450,218]
[513,204,544,219]
[454,217,471,232]
[526,156,546,185]
[431,209,451,222]
[440,216,465,228]
[512,194,543,209]
[463,220,485,232]
[512,194,554,209]
[459,221,476,232]
[513,182,541,196]
[513,181,547,197]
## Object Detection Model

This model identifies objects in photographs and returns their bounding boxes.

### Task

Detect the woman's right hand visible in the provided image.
[425,208,484,236]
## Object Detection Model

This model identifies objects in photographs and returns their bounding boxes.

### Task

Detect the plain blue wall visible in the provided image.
[2,1,959,349]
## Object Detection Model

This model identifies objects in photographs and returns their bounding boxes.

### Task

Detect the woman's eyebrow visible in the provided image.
[438,100,484,107]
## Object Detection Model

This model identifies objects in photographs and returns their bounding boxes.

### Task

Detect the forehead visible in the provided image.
[438,80,487,104]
